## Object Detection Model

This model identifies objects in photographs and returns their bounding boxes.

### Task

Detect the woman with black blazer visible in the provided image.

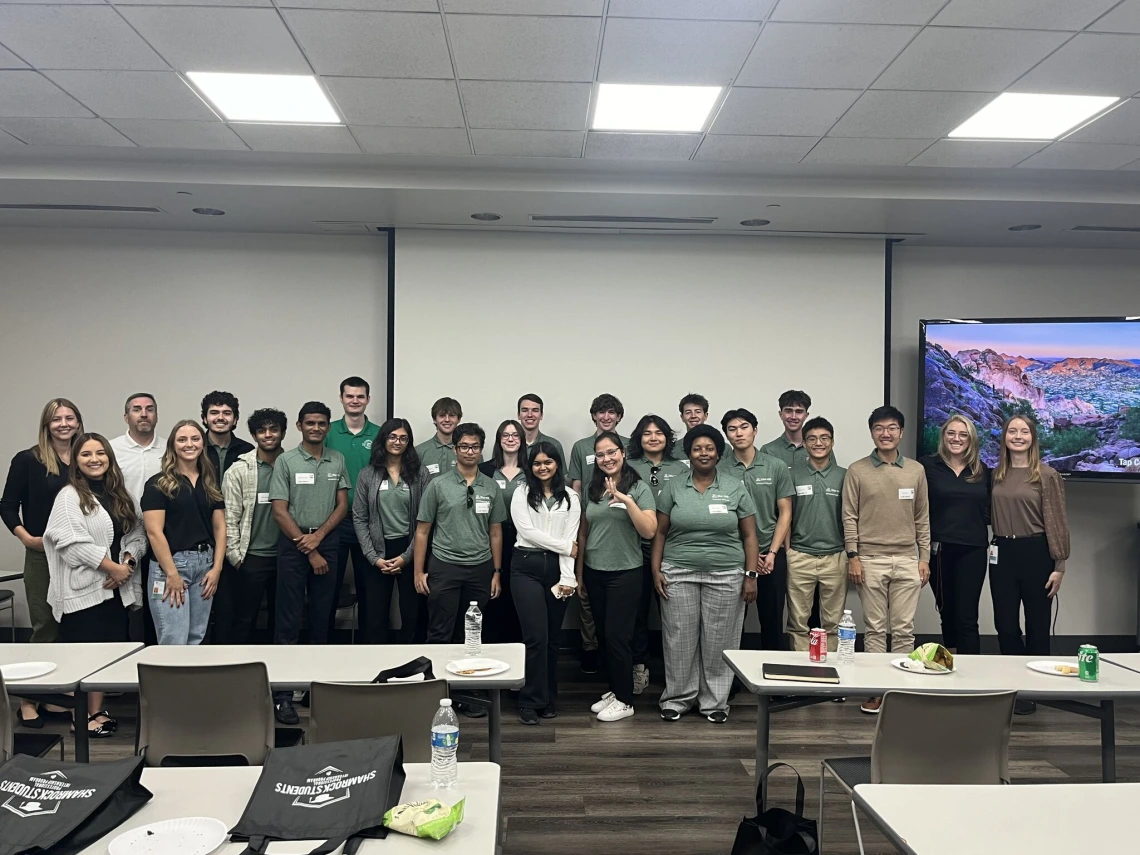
[919,415,991,655]
[352,418,430,644]
[479,419,528,644]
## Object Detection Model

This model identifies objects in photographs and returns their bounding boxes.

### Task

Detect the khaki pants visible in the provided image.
[786,549,847,652]
[856,555,921,654]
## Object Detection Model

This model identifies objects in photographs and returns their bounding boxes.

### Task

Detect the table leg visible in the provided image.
[489,689,502,764]
[74,689,89,763]
[756,694,770,803]
[1101,699,1116,783]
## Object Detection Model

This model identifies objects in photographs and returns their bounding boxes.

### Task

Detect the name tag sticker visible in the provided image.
[257,492,270,504]
[151,577,165,597]
[988,544,999,565]
[327,472,339,481]
[296,472,316,485]
[379,480,389,491]
[474,501,491,514]
[709,503,729,514]
[796,485,814,497]
[585,454,595,466]
[898,487,915,500]
[495,479,507,489]
[426,464,440,475]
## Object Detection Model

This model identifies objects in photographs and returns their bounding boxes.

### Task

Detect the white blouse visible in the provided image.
[510,486,581,588]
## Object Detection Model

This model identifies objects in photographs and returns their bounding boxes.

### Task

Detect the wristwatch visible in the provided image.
[493,568,502,574]
[744,569,760,579]
[846,551,859,559]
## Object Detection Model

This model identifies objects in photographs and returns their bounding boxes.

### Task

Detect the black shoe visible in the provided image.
[539,704,557,719]
[1014,699,1037,716]
[458,702,487,719]
[660,708,681,721]
[580,650,598,674]
[300,691,310,708]
[16,708,44,730]
[832,697,847,703]
[519,707,539,726]
[275,700,300,725]
[706,710,728,724]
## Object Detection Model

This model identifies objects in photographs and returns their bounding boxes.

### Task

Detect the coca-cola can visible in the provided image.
[809,628,827,662]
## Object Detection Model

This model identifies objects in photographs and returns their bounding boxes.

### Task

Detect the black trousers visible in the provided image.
[331,516,368,642]
[219,553,277,644]
[584,565,641,705]
[931,543,988,654]
[361,535,425,644]
[750,547,788,651]
[632,541,657,666]
[485,523,522,644]
[274,535,338,702]
[512,548,569,711]
[60,589,128,643]
[209,557,243,644]
[425,555,493,644]
[990,534,1054,657]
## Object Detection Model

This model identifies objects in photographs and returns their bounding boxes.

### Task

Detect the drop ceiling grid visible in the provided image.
[0,0,1135,169]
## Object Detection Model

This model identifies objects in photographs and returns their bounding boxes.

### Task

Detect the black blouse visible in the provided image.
[1,448,69,538]
[90,480,124,561]
[141,474,224,554]
[919,454,991,548]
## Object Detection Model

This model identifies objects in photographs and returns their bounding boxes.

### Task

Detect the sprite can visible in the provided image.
[1078,644,1099,683]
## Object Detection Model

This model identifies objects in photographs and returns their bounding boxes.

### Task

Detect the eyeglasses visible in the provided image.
[650,465,660,487]
[805,436,833,446]
[595,448,622,462]
[871,425,901,436]
[456,444,482,453]
[500,433,521,441]
[466,485,474,509]
[387,435,410,445]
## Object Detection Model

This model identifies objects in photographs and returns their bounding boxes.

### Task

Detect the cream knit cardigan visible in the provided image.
[44,485,146,621]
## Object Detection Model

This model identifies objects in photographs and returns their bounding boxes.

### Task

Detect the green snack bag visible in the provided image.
[383,796,466,840]
[908,642,954,672]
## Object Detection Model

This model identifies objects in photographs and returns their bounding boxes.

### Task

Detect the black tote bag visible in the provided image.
[230,736,405,855]
[731,762,817,855]
[374,656,435,683]
[0,754,151,855]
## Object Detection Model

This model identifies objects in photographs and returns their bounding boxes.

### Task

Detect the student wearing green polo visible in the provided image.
[652,425,758,723]
[269,401,350,725]
[760,389,815,469]
[326,376,380,642]
[787,417,848,652]
[415,423,506,646]
[415,397,463,476]
[518,394,565,464]
[673,392,710,459]
[626,414,687,694]
[576,431,656,722]
[479,419,527,644]
[720,408,794,651]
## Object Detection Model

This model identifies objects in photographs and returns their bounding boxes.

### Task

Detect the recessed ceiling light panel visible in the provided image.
[592,83,722,133]
[186,72,341,124]
[948,92,1118,141]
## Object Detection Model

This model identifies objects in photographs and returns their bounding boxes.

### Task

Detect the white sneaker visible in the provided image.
[632,664,649,695]
[597,701,635,722]
[590,692,616,713]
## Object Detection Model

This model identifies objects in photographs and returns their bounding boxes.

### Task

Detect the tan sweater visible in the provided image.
[842,451,931,562]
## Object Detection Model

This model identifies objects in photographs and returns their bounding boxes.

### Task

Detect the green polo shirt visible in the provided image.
[268,444,350,531]
[248,458,280,557]
[489,468,527,509]
[871,448,906,468]
[326,417,379,506]
[718,449,795,552]
[761,434,836,470]
[657,470,756,573]
[415,436,456,477]
[377,475,412,536]
[628,456,689,501]
[526,431,565,467]
[568,433,630,487]
[417,469,507,565]
[790,460,847,555]
[672,437,687,459]
[583,477,654,571]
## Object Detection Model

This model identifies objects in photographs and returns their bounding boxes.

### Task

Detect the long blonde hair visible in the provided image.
[993,415,1042,484]
[34,398,84,476]
[938,415,984,483]
[68,433,137,530]
[155,420,223,502]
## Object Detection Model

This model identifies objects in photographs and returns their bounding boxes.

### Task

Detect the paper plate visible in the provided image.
[108,817,228,855]
[1027,659,1080,678]
[0,661,56,680]
[445,658,510,677]
[891,657,955,675]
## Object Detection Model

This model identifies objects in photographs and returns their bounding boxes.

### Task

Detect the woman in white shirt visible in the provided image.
[509,442,580,726]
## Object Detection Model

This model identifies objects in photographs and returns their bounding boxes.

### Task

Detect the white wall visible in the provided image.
[0,227,388,626]
[893,246,1140,639]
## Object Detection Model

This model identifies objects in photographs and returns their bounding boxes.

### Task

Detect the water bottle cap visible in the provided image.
[470,601,478,605]
[843,609,852,614]
[440,699,452,707]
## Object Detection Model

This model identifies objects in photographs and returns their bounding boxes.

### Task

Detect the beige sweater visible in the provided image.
[842,452,931,562]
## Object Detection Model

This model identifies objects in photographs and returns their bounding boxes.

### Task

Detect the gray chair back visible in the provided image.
[309,679,448,762]
[0,671,12,763]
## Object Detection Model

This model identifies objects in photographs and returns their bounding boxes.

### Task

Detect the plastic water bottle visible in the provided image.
[430,699,459,788]
[464,601,482,656]
[837,610,857,666]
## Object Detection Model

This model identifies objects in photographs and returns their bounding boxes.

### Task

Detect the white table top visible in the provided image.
[80,643,525,692]
[724,650,1140,699]
[0,642,142,692]
[78,762,500,855]
[854,783,1140,855]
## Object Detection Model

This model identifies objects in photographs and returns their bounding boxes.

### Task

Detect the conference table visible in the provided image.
[80,643,524,763]
[0,641,142,763]
[77,762,501,854]
[853,782,1140,854]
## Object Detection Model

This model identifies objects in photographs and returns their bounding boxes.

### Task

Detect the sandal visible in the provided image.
[89,711,117,737]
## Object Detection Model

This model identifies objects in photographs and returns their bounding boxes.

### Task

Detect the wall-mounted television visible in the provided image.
[919,317,1140,482]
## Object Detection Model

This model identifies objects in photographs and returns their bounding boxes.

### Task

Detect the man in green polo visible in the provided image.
[415,396,464,476]
[269,401,349,724]
[518,393,565,464]
[673,392,710,459]
[325,376,380,641]
[760,389,816,469]
[720,408,794,651]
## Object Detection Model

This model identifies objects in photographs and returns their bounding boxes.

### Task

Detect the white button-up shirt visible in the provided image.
[110,432,166,502]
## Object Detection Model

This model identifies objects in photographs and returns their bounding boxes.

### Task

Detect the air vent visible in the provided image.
[0,204,161,213]
[530,215,717,225]
[1070,225,1140,233]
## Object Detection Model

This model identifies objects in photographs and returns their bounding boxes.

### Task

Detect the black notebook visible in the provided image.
[762,663,841,684]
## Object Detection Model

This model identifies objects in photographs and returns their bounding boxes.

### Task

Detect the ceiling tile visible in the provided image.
[598,18,759,85]
[115,0,274,6]
[470,128,584,157]
[1013,33,1140,96]
[736,23,917,89]
[607,0,775,19]
[909,139,1048,168]
[0,118,134,147]
[712,87,860,135]
[828,90,992,138]
[352,126,470,155]
[695,134,815,162]
[461,81,590,129]
[1065,98,1140,143]
[0,45,27,69]
[118,7,309,74]
[108,119,248,149]
[1017,141,1140,169]
[0,71,92,118]
[46,71,216,120]
[324,78,463,127]
[1089,0,1140,33]
[234,124,361,153]
[770,0,944,25]
[873,27,1069,92]
[281,0,435,8]
[283,10,453,77]
[0,7,166,70]
[443,0,602,13]
[447,14,599,81]
[585,131,700,160]
[802,136,934,165]
[931,0,1120,30]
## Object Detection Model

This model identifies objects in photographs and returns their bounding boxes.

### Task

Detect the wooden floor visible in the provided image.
[29,653,1140,855]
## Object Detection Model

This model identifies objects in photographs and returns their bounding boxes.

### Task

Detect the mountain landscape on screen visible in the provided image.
[922,321,1140,474]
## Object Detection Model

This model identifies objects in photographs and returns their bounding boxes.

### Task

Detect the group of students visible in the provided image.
[1,382,1070,733]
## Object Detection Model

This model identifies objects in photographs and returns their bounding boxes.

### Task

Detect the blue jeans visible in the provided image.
[149,548,214,645]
